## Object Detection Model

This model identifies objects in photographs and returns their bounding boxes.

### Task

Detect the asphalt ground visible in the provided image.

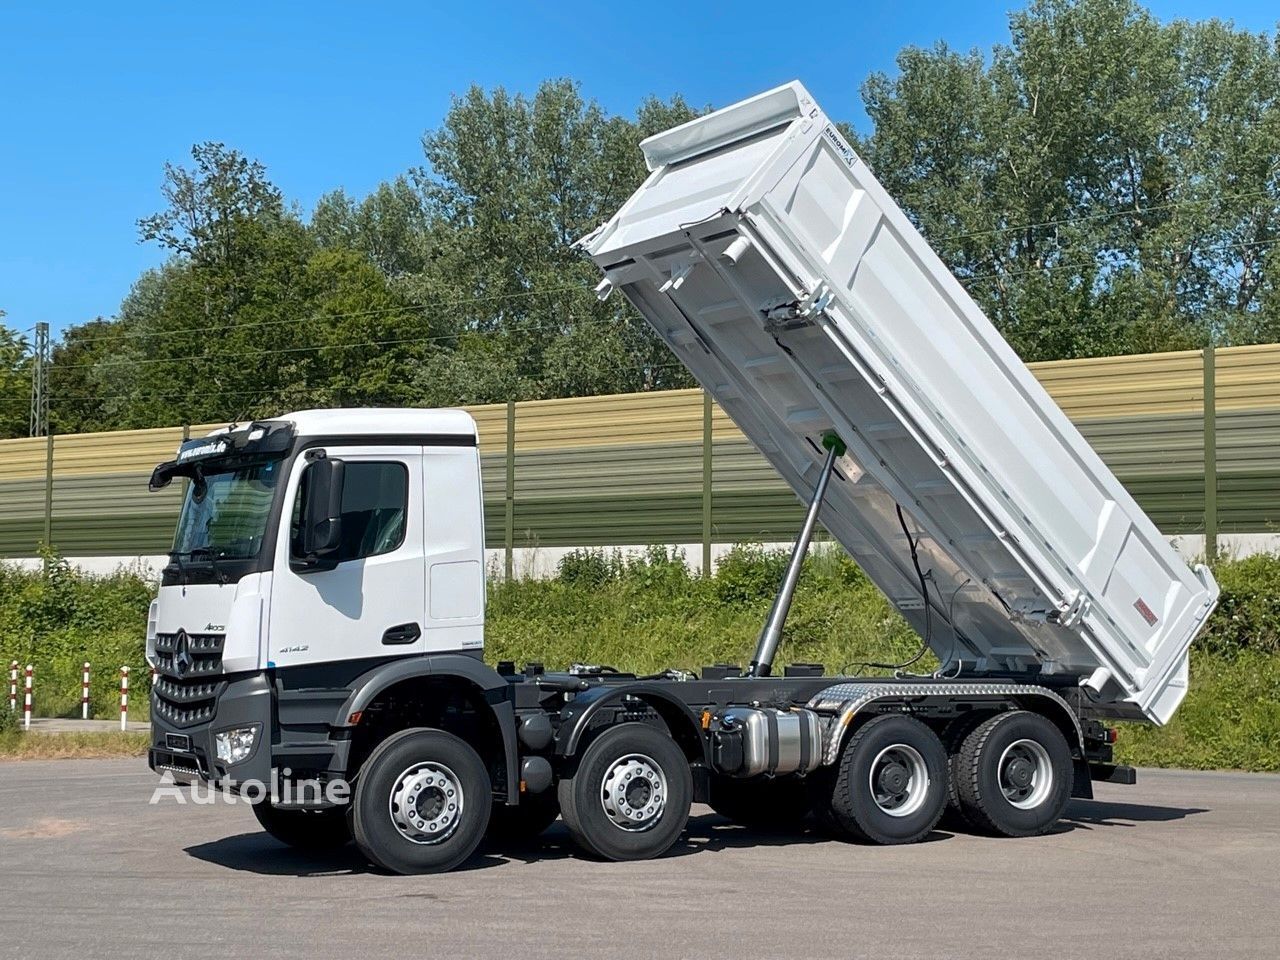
[0,759,1276,960]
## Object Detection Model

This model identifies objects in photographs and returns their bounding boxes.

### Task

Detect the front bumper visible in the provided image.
[149,672,273,788]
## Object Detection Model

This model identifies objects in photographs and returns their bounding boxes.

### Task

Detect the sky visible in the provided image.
[1,1,1276,339]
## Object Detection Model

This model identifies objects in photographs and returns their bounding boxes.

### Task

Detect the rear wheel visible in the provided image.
[709,775,811,831]
[350,727,491,874]
[558,723,691,861]
[825,714,947,845]
[954,711,1073,837]
[252,802,351,851]
[940,712,993,825]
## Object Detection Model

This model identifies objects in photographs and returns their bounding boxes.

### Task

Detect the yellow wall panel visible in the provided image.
[51,426,186,479]
[0,436,51,482]
[512,389,706,451]
[1029,349,1204,419]
[1215,344,1280,412]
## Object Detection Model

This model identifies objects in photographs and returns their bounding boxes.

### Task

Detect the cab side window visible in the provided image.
[291,460,409,563]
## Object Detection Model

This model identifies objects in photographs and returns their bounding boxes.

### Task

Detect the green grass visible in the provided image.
[2,543,1279,771]
[491,546,1280,772]
[0,552,153,720]
[486,545,927,675]
[0,730,150,760]
[1117,649,1280,772]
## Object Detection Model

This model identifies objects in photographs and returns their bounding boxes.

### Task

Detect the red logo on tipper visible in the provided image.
[1134,597,1158,627]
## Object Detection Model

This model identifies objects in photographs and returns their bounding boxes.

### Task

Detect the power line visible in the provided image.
[959,235,1280,287]
[933,189,1277,244]
[60,313,648,372]
[61,283,592,346]
[51,192,1279,357]
[0,359,693,408]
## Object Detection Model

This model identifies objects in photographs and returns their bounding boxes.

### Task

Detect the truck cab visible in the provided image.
[147,409,488,796]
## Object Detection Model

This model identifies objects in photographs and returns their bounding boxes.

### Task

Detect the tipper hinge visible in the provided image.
[659,256,700,294]
[1053,590,1091,628]
[763,282,833,331]
[1010,590,1089,628]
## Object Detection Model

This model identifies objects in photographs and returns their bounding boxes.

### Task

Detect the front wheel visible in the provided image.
[251,801,351,851]
[350,728,492,874]
[558,723,692,861]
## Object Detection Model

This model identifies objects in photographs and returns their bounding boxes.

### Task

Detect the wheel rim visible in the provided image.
[600,753,667,832]
[868,743,929,818]
[388,761,464,844]
[998,738,1053,810]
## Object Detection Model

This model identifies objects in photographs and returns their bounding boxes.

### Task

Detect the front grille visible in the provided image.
[153,632,225,728]
[154,677,219,704]
[154,696,218,727]
[154,631,225,676]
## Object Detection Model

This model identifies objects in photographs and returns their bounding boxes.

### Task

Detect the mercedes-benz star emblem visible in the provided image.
[174,629,193,677]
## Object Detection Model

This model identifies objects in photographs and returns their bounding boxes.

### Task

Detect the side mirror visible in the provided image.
[300,456,345,569]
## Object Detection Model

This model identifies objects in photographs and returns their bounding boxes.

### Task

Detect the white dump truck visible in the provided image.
[146,81,1218,874]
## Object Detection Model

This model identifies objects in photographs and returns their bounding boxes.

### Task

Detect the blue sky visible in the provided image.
[1,1,1275,338]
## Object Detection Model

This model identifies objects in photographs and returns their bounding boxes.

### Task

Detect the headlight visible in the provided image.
[214,725,259,765]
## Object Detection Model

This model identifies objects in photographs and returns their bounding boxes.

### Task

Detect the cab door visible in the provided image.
[266,445,426,669]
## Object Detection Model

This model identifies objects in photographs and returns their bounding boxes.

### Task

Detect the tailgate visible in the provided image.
[582,82,1219,724]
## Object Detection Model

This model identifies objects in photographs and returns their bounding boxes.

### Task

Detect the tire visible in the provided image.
[954,711,1073,838]
[940,712,993,824]
[350,727,492,875]
[486,789,560,843]
[806,768,844,837]
[251,802,351,851]
[558,722,692,861]
[709,775,811,831]
[826,714,948,845]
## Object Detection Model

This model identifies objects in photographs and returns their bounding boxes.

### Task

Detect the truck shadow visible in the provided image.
[183,811,953,877]
[188,802,1206,878]
[184,833,380,876]
[1062,798,1209,829]
[495,812,924,867]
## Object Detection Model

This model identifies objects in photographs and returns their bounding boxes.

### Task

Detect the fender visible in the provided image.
[808,675,1090,788]
[807,680,1091,794]
[337,654,519,805]
[555,682,708,765]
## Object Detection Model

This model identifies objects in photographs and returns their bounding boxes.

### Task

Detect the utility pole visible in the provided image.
[28,321,50,438]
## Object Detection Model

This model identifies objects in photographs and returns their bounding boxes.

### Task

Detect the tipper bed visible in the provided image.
[582,81,1218,723]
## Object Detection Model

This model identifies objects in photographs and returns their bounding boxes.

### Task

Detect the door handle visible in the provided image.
[382,622,422,645]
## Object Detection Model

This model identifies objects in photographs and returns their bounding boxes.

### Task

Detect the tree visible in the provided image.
[53,2,1279,433]
[0,311,30,439]
[48,317,124,434]
[137,142,285,269]
[405,80,701,403]
[858,0,1279,360]
[312,178,430,278]
[56,145,419,430]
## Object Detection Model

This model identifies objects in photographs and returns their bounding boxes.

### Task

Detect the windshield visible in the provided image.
[172,460,283,560]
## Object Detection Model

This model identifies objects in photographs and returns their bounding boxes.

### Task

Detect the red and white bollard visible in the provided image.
[119,666,130,731]
[8,660,16,713]
[23,664,33,731]
[82,662,91,720]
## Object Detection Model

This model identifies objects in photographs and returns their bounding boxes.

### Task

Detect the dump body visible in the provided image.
[583,82,1218,724]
